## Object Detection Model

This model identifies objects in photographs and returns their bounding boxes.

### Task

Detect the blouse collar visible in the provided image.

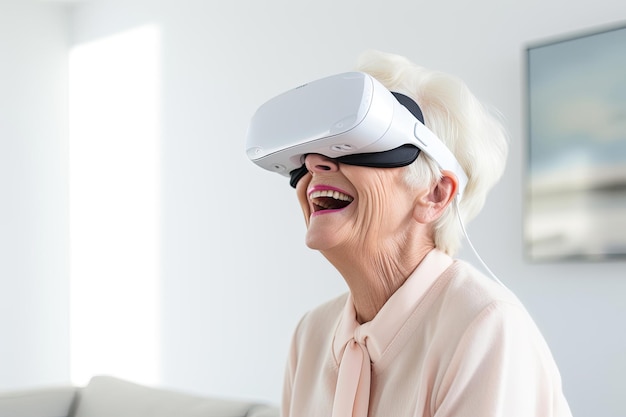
[332,248,453,364]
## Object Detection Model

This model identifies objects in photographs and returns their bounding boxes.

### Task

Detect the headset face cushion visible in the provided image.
[289,144,420,188]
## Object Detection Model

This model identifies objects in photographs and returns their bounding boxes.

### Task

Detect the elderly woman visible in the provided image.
[250,50,572,417]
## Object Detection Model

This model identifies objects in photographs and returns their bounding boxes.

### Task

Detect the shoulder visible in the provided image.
[307,292,349,320]
[436,260,557,361]
[426,259,541,350]
[292,293,348,347]
[430,263,571,415]
[439,259,525,317]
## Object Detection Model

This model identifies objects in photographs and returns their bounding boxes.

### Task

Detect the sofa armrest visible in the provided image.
[248,404,280,417]
[0,386,78,417]
[72,376,279,417]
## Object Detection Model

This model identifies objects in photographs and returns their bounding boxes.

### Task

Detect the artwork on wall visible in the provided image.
[525,23,626,261]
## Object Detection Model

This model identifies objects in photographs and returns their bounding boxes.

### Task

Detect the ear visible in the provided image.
[413,171,459,223]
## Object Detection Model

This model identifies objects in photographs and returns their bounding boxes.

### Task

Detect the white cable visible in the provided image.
[454,198,506,287]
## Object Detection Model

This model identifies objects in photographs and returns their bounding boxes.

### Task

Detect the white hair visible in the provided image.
[356,50,509,255]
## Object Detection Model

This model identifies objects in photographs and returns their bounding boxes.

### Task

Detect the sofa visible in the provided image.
[0,375,279,417]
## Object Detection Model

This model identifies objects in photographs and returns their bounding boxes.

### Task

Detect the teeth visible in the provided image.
[309,189,354,202]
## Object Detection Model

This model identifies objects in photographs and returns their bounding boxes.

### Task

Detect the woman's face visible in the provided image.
[295,153,424,253]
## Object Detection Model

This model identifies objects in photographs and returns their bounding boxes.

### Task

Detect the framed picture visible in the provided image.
[525,23,626,261]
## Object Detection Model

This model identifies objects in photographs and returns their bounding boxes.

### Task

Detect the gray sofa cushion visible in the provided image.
[247,404,281,417]
[0,386,77,417]
[71,376,277,417]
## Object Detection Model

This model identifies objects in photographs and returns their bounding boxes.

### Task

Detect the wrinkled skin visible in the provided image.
[295,154,457,323]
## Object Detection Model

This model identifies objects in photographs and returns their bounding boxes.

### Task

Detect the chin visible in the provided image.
[304,231,340,252]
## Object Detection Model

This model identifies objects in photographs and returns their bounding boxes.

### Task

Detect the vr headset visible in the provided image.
[246,71,468,199]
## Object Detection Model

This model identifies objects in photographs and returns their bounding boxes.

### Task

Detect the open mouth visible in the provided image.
[309,189,354,213]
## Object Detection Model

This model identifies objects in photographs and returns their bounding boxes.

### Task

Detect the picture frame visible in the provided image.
[525,23,626,261]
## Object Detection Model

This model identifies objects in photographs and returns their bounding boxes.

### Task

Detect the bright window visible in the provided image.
[69,25,161,386]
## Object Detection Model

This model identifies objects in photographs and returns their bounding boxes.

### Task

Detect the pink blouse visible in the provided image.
[282,249,572,417]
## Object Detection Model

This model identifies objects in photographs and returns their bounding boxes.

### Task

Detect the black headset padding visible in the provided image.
[391,91,424,124]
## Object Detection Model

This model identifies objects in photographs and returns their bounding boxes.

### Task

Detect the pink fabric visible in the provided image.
[282,249,572,417]
[331,340,370,417]
[330,250,452,417]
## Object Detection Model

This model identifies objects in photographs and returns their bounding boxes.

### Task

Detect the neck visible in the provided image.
[323,236,434,323]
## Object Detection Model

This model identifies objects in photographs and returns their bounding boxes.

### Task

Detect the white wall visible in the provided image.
[0,1,70,390]
[2,0,625,416]
[69,2,626,415]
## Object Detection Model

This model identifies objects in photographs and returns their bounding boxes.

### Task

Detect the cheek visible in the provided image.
[354,174,414,229]
[358,189,395,224]
[350,187,388,234]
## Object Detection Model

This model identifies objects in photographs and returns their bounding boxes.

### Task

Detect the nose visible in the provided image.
[304,153,339,174]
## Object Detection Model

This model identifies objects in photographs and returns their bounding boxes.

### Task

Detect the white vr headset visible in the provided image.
[246,71,468,199]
